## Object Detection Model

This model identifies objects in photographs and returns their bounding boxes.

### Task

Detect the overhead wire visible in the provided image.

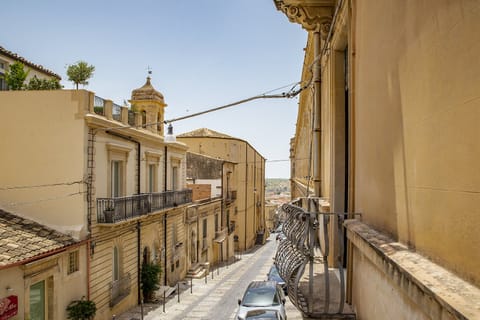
[0,180,85,191]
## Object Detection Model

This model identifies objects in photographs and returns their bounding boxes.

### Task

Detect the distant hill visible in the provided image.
[266,178,290,194]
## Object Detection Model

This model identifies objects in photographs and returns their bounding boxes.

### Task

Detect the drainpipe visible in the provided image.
[163,145,169,285]
[164,213,168,285]
[137,221,141,304]
[313,29,322,198]
[244,144,248,251]
[164,146,168,191]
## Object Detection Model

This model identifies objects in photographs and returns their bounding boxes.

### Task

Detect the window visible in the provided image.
[67,250,79,274]
[145,151,161,193]
[30,281,46,320]
[203,219,207,239]
[113,246,120,281]
[148,164,156,193]
[111,161,122,197]
[215,214,219,231]
[172,166,178,191]
[0,74,5,91]
[106,143,131,197]
[202,219,208,250]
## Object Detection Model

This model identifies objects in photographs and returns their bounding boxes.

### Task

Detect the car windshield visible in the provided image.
[246,309,279,319]
[242,287,279,307]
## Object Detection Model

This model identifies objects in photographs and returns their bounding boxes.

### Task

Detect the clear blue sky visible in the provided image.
[1,0,307,178]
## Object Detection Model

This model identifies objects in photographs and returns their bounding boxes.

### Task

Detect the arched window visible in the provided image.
[113,246,120,281]
[143,246,151,265]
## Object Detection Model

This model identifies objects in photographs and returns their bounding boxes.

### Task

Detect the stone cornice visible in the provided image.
[274,0,334,31]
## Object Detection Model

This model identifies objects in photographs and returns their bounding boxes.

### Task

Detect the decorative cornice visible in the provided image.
[274,0,334,31]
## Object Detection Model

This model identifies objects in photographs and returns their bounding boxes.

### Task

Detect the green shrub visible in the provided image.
[66,297,96,320]
[141,262,162,301]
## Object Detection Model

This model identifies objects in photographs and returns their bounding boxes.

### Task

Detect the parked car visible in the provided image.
[267,264,287,295]
[236,281,287,320]
[245,309,282,319]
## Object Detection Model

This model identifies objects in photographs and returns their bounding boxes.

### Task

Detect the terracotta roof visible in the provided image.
[0,209,77,268]
[177,128,235,139]
[0,46,61,80]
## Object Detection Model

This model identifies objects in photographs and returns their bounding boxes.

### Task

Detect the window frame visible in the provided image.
[67,250,80,275]
[106,143,131,198]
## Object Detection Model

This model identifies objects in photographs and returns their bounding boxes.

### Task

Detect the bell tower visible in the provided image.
[129,75,167,136]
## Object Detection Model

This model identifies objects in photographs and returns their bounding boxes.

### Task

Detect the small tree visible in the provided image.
[2,61,29,90]
[141,262,162,301]
[66,61,95,89]
[26,76,62,90]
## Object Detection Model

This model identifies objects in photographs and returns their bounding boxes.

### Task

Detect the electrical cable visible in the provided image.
[5,191,87,207]
[0,180,85,191]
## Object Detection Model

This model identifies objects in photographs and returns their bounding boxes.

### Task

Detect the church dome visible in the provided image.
[131,76,165,103]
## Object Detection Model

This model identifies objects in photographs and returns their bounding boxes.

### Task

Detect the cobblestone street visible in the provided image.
[118,234,303,320]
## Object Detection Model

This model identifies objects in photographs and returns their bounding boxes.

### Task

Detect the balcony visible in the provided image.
[110,273,131,307]
[96,189,192,223]
[274,198,357,319]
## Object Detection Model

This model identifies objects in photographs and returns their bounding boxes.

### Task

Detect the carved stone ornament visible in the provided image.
[275,1,333,32]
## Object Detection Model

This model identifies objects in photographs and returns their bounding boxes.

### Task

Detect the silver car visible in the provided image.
[236,281,287,320]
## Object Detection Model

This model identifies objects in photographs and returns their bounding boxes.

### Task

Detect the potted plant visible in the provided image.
[66,297,96,320]
[103,205,115,223]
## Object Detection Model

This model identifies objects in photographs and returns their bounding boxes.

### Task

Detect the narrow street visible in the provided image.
[119,234,303,320]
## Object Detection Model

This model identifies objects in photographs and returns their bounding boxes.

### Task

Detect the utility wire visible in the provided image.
[6,191,86,207]
[0,180,85,191]
[91,80,309,133]
[164,81,308,124]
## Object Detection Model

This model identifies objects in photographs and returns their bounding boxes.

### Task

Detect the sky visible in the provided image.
[1,0,307,178]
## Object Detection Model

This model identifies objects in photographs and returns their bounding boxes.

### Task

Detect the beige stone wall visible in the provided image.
[177,136,266,251]
[353,0,480,286]
[20,245,88,320]
[287,0,480,318]
[0,267,25,318]
[0,90,90,239]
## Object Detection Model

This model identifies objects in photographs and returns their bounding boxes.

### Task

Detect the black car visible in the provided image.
[267,264,287,295]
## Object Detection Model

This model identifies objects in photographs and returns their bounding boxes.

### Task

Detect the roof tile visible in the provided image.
[0,209,78,267]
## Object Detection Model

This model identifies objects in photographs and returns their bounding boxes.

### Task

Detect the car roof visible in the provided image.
[247,281,278,290]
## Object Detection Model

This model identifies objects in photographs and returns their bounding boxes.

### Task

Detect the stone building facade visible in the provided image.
[275,0,480,319]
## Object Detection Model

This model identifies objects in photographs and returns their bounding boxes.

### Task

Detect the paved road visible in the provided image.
[118,234,303,320]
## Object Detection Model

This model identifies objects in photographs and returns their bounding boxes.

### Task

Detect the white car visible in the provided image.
[236,281,287,320]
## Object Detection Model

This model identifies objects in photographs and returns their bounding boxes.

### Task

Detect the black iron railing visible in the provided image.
[97,189,192,223]
[274,199,358,319]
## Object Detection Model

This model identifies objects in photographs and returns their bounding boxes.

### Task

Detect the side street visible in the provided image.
[2,1,480,320]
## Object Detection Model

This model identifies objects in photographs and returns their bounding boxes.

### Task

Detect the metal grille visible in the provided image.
[96,189,192,223]
[274,198,357,319]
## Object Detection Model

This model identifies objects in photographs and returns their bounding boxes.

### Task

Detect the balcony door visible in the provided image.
[111,160,123,198]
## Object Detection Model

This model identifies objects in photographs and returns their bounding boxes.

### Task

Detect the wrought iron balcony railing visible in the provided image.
[274,198,359,319]
[96,189,192,223]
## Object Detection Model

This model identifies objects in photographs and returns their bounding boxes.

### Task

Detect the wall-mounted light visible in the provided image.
[165,124,176,142]
[6,286,13,292]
